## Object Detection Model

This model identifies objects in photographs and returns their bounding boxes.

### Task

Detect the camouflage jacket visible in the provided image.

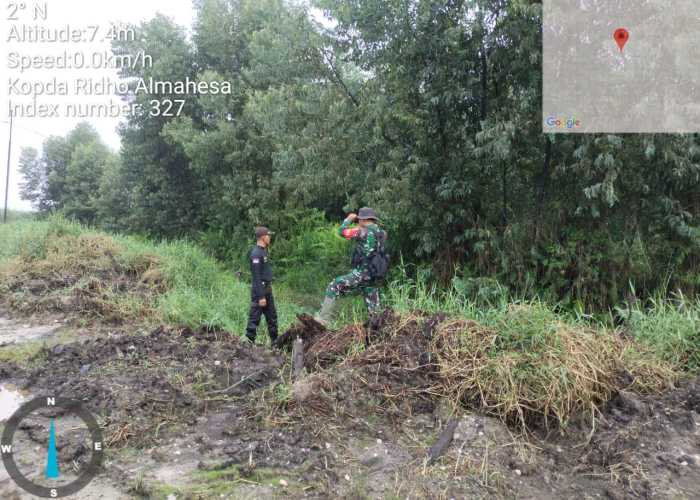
[338,219,383,271]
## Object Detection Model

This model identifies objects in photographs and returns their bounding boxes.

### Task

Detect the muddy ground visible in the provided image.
[1,309,699,499]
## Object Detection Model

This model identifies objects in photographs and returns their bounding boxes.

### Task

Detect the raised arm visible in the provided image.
[338,213,362,240]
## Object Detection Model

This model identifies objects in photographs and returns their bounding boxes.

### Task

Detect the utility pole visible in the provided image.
[3,108,12,224]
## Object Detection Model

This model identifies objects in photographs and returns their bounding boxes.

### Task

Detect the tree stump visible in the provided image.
[292,337,305,379]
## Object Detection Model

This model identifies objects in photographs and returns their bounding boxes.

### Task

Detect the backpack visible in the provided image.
[367,230,390,280]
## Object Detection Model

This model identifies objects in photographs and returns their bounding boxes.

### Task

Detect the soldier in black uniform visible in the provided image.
[245,227,278,344]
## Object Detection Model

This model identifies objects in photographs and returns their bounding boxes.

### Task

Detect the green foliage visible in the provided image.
[266,211,350,295]
[196,208,351,295]
[14,0,700,313]
[17,148,41,207]
[17,123,112,219]
[624,294,700,371]
[63,141,113,224]
[117,236,302,335]
[0,217,301,336]
[111,14,204,237]
[0,215,82,261]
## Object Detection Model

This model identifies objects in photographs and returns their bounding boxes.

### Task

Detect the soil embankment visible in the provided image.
[1,311,698,499]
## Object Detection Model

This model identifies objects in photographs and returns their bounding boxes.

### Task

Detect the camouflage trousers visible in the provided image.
[325,269,381,314]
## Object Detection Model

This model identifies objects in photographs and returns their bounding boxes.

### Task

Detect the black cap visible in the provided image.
[358,207,378,221]
[255,226,274,239]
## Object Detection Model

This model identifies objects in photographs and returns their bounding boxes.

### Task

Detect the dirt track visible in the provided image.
[1,310,699,499]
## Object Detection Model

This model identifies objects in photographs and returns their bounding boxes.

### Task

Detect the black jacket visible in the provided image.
[250,245,273,300]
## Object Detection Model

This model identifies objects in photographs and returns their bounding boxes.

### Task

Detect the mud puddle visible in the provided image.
[0,316,62,346]
[0,384,27,421]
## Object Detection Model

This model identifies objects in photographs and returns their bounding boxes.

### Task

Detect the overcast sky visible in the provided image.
[1,0,196,210]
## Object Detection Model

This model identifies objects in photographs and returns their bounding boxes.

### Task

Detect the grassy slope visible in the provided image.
[1,216,698,435]
[0,217,303,338]
[2,216,698,360]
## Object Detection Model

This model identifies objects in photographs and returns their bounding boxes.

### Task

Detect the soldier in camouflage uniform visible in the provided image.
[315,207,386,325]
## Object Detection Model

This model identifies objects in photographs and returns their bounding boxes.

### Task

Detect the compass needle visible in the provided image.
[45,419,59,479]
[2,397,104,498]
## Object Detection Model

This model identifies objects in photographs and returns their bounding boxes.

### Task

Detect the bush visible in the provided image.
[200,209,352,297]
[272,218,350,296]
[625,293,700,371]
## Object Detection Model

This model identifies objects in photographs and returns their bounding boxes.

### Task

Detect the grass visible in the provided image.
[624,293,700,370]
[0,216,302,338]
[430,305,675,431]
[386,265,699,374]
[0,216,695,432]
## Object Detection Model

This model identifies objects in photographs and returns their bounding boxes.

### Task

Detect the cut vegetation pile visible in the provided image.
[0,221,162,321]
[432,304,678,429]
[277,305,679,432]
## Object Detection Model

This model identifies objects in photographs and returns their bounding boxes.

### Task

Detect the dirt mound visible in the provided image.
[268,313,699,499]
[274,314,329,350]
[7,326,284,448]
[277,308,678,432]
[0,233,162,321]
[271,311,446,421]
[305,323,366,367]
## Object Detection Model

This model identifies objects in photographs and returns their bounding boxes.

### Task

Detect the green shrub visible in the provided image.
[626,293,700,371]
[197,209,350,297]
[154,239,301,333]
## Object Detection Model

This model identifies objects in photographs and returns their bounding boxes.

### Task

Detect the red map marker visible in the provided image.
[614,28,629,52]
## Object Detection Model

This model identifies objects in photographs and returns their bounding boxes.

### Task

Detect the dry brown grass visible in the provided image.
[431,311,678,431]
[272,306,679,434]
[1,232,163,321]
[433,320,618,430]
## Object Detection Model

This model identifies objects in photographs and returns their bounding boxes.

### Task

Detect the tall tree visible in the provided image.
[110,14,203,237]
[17,147,42,210]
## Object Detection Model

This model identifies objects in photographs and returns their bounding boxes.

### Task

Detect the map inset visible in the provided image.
[543,0,700,133]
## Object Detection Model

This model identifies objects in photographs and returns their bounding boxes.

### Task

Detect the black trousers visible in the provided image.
[246,288,278,342]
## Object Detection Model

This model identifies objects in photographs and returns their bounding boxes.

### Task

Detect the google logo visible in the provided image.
[545,116,582,129]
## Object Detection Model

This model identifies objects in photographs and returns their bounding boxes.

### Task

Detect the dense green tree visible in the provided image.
[18,123,105,216]
[17,147,42,210]
[21,0,700,310]
[63,141,113,224]
[110,14,204,237]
